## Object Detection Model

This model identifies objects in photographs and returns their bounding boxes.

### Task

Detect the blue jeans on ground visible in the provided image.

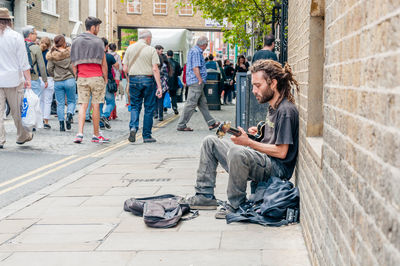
[129,76,156,139]
[156,91,166,119]
[54,78,77,121]
[31,79,42,97]
[100,89,116,119]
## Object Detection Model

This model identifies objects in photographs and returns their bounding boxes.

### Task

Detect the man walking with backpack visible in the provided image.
[0,8,33,148]
[22,26,48,96]
[71,17,109,144]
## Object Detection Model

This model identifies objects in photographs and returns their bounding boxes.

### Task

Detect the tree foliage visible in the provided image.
[182,0,277,52]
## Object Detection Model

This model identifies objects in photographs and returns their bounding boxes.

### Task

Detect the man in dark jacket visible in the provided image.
[166,50,182,115]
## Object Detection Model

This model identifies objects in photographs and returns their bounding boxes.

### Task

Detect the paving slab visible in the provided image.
[0,252,11,262]
[10,206,123,219]
[0,251,135,266]
[98,231,221,251]
[114,216,179,233]
[50,186,110,197]
[262,249,311,266]
[103,185,161,196]
[128,250,262,266]
[80,195,129,207]
[0,224,115,252]
[0,219,38,234]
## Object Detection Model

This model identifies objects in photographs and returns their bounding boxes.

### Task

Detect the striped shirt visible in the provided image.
[186,45,207,86]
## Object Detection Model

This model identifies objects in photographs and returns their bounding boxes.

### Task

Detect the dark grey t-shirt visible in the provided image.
[261,98,299,178]
[252,49,278,63]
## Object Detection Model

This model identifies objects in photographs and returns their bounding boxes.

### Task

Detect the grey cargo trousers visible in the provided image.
[195,135,285,208]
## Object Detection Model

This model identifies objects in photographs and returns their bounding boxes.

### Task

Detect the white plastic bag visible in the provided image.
[21,89,43,131]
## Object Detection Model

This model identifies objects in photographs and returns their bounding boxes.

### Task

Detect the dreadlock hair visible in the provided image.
[250,60,299,109]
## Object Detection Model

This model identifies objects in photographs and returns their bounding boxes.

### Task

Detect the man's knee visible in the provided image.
[227,146,247,164]
[202,135,219,149]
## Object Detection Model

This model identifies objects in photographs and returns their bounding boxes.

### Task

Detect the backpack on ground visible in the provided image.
[226,176,300,227]
[124,194,199,228]
[25,41,37,75]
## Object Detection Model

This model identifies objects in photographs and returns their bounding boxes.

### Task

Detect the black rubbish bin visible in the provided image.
[235,72,268,130]
[204,69,221,110]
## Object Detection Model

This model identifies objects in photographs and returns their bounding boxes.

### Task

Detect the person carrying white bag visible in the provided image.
[0,8,33,149]
[21,89,43,131]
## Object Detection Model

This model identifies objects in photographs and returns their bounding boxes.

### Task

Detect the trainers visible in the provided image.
[186,194,218,210]
[215,201,252,219]
[92,134,110,143]
[43,123,51,129]
[143,137,157,143]
[100,117,111,129]
[74,134,83,144]
[128,129,136,143]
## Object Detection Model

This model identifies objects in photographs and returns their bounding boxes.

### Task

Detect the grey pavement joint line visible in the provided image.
[0,115,179,220]
[0,115,179,197]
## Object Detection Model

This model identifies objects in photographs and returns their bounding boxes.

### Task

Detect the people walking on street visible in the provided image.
[252,35,278,63]
[46,35,76,132]
[155,54,171,121]
[71,16,109,144]
[166,50,182,115]
[39,37,54,129]
[123,30,163,143]
[99,37,118,130]
[186,60,299,219]
[109,43,122,119]
[22,26,48,97]
[223,59,235,105]
[176,36,220,132]
[0,8,33,148]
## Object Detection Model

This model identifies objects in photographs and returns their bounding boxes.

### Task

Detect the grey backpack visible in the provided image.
[124,194,198,228]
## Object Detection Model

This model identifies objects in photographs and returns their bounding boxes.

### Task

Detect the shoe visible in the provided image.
[143,137,157,143]
[59,121,65,132]
[43,123,51,129]
[32,128,36,132]
[16,133,33,145]
[85,118,91,123]
[128,129,136,143]
[173,109,179,115]
[0,145,3,149]
[177,127,193,132]
[215,201,252,219]
[66,113,73,130]
[92,134,110,143]
[74,134,83,143]
[208,122,221,130]
[158,117,163,121]
[186,194,218,210]
[100,117,111,129]
[100,124,105,130]
[154,115,158,119]
[163,107,167,112]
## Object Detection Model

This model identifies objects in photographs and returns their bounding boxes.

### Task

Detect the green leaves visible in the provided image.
[186,0,276,52]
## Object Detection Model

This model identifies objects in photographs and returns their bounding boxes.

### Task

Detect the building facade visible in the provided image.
[288,0,400,265]
[3,0,114,42]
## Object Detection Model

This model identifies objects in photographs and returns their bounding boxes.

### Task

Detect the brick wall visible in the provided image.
[289,0,400,265]
[26,0,111,40]
[116,0,215,30]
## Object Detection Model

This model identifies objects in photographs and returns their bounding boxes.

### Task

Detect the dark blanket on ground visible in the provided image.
[226,176,300,226]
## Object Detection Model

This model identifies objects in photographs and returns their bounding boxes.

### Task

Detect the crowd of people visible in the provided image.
[0,9,279,148]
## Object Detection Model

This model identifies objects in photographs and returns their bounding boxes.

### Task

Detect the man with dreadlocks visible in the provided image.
[186,59,300,219]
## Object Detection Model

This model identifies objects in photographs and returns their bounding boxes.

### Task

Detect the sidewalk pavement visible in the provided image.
[0,105,311,266]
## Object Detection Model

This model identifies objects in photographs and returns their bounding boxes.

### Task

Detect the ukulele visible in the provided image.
[216,121,265,142]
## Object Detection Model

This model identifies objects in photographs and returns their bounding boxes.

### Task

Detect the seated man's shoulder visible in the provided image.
[277,100,299,117]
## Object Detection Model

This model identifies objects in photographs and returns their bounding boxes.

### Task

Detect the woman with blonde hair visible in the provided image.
[39,37,54,129]
[46,35,76,131]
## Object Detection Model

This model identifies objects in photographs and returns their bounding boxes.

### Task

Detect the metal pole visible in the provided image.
[227,42,230,60]
[234,43,238,64]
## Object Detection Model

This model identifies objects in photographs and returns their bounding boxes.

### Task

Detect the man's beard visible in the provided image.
[256,86,274,104]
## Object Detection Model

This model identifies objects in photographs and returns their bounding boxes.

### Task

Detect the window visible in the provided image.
[42,0,57,15]
[153,0,167,15]
[179,0,193,16]
[69,0,80,21]
[88,0,96,17]
[127,0,141,14]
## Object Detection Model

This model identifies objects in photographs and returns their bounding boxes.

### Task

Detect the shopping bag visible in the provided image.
[163,91,171,109]
[21,89,43,131]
